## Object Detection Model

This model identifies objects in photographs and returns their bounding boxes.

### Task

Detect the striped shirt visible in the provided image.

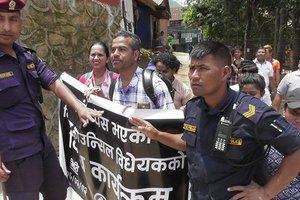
[79,69,119,98]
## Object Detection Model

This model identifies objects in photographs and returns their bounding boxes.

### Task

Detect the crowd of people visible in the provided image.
[1,0,300,200]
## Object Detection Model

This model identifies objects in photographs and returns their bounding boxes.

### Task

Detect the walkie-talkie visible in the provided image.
[213,117,233,152]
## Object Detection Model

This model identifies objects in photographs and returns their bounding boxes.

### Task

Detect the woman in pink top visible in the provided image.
[79,41,118,98]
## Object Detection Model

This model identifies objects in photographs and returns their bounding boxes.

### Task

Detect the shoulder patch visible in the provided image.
[237,102,265,123]
[242,104,256,118]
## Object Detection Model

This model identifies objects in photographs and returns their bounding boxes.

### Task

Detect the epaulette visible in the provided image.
[23,46,37,54]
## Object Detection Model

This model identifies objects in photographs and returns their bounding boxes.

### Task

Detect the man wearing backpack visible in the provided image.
[110,31,174,109]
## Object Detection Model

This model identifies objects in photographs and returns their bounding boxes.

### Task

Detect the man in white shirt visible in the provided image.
[253,47,275,105]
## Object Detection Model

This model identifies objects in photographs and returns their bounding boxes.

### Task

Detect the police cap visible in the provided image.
[0,0,25,11]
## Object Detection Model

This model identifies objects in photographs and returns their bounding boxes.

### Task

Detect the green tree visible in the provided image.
[183,0,248,45]
[183,0,300,67]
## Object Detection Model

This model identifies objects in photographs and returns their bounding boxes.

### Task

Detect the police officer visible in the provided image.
[0,0,103,199]
[129,41,300,200]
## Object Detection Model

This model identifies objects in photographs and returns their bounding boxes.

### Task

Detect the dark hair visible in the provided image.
[190,41,232,67]
[232,45,243,58]
[239,60,258,73]
[113,31,141,51]
[239,73,265,93]
[89,41,110,57]
[233,45,243,52]
[256,46,265,53]
[151,52,181,73]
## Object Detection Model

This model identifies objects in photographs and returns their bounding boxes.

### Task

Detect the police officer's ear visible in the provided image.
[222,65,232,81]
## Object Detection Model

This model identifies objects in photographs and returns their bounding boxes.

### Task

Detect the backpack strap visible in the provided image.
[85,72,92,80]
[142,69,157,105]
[156,71,175,99]
[109,78,117,100]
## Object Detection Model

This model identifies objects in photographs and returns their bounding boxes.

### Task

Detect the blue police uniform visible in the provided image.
[182,88,300,200]
[0,43,68,199]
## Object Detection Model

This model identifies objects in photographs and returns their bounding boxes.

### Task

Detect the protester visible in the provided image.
[229,45,244,86]
[282,88,300,130]
[129,41,300,200]
[264,44,281,86]
[0,1,103,199]
[79,41,118,98]
[232,45,244,68]
[109,31,174,109]
[240,74,300,199]
[253,46,275,105]
[239,72,265,99]
[230,59,258,91]
[151,52,193,109]
[273,60,300,111]
[238,59,259,74]
[158,30,167,51]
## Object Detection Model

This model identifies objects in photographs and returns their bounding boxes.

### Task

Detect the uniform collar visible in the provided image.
[0,43,25,58]
[201,88,237,115]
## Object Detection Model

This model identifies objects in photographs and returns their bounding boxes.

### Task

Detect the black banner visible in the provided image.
[59,73,189,200]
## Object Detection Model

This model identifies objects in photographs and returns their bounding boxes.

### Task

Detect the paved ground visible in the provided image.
[173,52,191,87]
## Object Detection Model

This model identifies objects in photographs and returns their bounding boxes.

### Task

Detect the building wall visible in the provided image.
[170,7,182,20]
[159,19,169,36]
[168,4,201,52]
[20,0,121,151]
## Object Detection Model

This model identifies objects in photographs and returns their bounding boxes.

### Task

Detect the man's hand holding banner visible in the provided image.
[59,73,189,200]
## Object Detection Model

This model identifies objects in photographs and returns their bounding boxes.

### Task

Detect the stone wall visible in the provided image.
[19,0,121,151]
